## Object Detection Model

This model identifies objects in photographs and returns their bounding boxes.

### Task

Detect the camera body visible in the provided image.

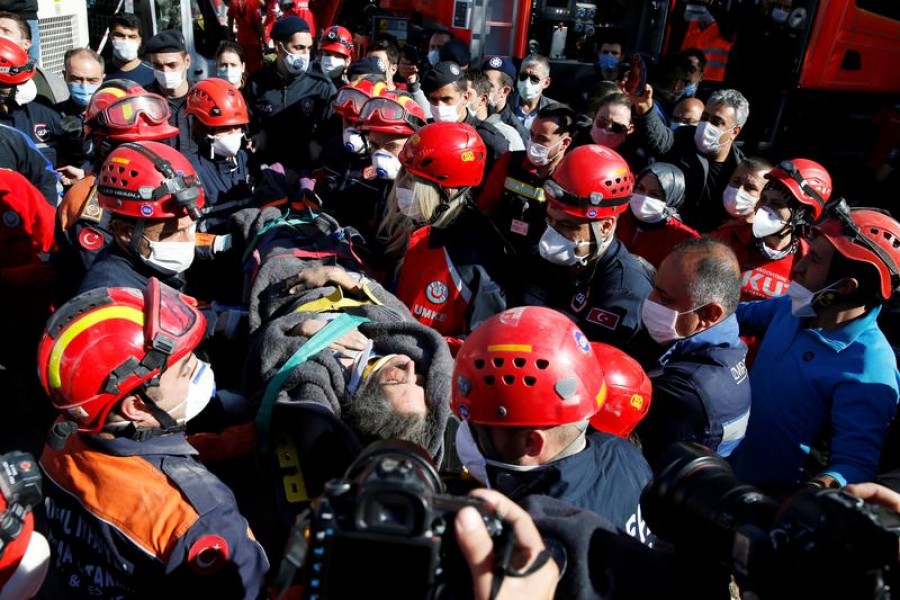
[643,443,900,599]
[296,440,511,600]
[0,451,42,557]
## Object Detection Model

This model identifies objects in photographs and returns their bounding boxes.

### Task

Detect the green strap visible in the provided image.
[256,313,370,451]
[241,213,317,264]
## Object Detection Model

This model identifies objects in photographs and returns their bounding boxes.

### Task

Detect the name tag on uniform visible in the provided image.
[510,219,529,236]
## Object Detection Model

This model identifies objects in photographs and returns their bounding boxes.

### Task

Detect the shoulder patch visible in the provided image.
[78,226,106,252]
[586,307,621,330]
[188,534,230,575]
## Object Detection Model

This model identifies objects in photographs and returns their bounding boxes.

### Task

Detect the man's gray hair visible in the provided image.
[521,53,550,77]
[672,237,742,317]
[349,375,440,452]
[708,88,749,127]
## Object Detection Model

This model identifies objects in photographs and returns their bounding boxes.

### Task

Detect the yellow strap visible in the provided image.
[504,176,546,202]
[293,283,382,314]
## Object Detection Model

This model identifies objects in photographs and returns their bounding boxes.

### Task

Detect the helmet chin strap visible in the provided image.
[430,187,470,225]
[127,218,147,259]
[118,386,185,441]
[589,220,614,261]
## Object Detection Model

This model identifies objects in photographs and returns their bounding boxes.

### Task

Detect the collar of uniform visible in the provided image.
[803,304,883,353]
[659,313,742,365]
[83,430,198,458]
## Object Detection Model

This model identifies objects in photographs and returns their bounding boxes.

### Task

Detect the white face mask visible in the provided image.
[396,186,421,220]
[723,185,757,217]
[13,79,36,105]
[154,68,185,91]
[517,78,542,102]
[538,225,590,266]
[372,150,401,180]
[171,359,216,423]
[641,298,702,344]
[787,280,842,318]
[455,421,489,485]
[430,102,460,123]
[112,38,139,62]
[283,50,310,74]
[694,120,725,154]
[141,235,196,275]
[590,125,626,149]
[216,66,243,86]
[526,139,562,167]
[630,194,668,224]
[343,127,367,154]
[752,205,789,238]
[209,131,244,158]
[427,49,440,67]
[320,55,345,75]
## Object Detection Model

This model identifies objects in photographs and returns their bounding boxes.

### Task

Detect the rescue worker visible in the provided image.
[712,158,830,302]
[226,0,265,74]
[38,278,269,598]
[0,35,65,167]
[246,16,336,174]
[452,306,653,543]
[55,81,180,298]
[481,55,529,145]
[315,25,354,87]
[616,162,699,270]
[343,90,426,246]
[729,205,900,493]
[717,156,771,225]
[477,103,576,263]
[144,30,195,154]
[588,341,653,442]
[392,122,514,346]
[104,13,155,87]
[77,141,205,294]
[517,145,655,363]
[636,237,751,471]
[421,61,509,165]
[316,76,389,234]
[185,77,253,234]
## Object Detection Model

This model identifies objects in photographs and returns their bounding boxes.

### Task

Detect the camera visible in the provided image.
[642,442,900,599]
[281,440,512,600]
[0,451,42,558]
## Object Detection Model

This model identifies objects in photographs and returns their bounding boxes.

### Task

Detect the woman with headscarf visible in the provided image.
[615,162,699,269]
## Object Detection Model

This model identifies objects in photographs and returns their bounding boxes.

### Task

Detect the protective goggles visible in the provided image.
[334,87,370,117]
[0,59,35,78]
[543,179,606,208]
[822,200,900,287]
[358,97,425,131]
[775,160,825,210]
[322,28,353,53]
[95,94,170,129]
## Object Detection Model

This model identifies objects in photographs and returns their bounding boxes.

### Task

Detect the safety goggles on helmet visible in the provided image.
[821,199,900,289]
[93,93,170,129]
[323,28,353,53]
[544,179,608,210]
[359,97,426,131]
[775,160,826,211]
[334,86,370,118]
[0,59,35,80]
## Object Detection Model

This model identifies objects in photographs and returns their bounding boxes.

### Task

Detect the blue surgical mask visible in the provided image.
[682,81,698,98]
[68,82,100,107]
[427,49,440,66]
[598,53,619,73]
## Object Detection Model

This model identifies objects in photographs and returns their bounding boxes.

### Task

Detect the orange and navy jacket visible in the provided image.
[395,207,513,340]
[40,431,269,599]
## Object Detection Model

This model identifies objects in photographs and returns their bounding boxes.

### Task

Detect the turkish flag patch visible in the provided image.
[587,307,621,330]
[78,227,105,251]
[188,534,230,574]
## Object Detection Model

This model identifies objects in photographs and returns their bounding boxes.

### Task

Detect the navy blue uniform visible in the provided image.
[0,100,66,167]
[637,314,752,471]
[78,243,185,295]
[245,64,336,171]
[0,123,58,205]
[144,81,196,155]
[188,148,254,234]
[486,432,653,543]
[520,237,656,363]
[40,432,269,599]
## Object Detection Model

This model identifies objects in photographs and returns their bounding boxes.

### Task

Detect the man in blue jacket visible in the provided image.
[729,204,900,495]
[636,237,751,471]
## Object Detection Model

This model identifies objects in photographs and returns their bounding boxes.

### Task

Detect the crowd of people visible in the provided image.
[0,0,899,598]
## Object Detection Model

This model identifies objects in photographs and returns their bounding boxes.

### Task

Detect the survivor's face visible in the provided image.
[375,355,426,418]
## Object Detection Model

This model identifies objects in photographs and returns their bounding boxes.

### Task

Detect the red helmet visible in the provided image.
[186,78,249,127]
[816,207,900,301]
[588,342,652,438]
[333,77,389,123]
[85,81,178,142]
[544,144,634,220]
[358,92,427,136]
[400,122,487,189]
[97,141,205,219]
[452,307,607,427]
[0,36,35,85]
[37,279,206,433]
[765,158,832,222]
[320,25,354,58]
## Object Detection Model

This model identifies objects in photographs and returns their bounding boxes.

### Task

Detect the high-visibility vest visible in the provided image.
[681,20,733,82]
